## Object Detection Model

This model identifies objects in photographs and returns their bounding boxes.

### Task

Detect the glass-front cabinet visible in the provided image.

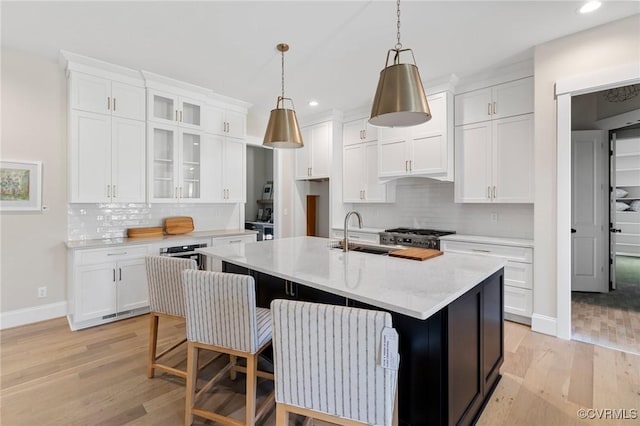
[148,123,204,202]
[148,90,203,130]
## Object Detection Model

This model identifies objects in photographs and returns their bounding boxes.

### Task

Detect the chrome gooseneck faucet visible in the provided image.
[343,211,363,252]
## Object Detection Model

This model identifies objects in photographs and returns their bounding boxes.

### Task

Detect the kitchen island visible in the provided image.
[198,236,505,426]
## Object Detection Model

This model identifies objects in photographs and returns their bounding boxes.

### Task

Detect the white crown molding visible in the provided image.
[60,50,144,86]
[298,108,344,127]
[455,58,534,94]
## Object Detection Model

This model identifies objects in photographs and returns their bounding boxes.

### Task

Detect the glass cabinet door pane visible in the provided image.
[182,101,201,126]
[182,133,201,199]
[153,128,175,199]
[153,95,175,122]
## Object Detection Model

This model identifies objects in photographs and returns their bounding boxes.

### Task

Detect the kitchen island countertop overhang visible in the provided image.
[197,236,505,320]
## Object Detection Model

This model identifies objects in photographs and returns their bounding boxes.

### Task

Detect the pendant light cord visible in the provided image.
[395,0,402,50]
[281,48,285,100]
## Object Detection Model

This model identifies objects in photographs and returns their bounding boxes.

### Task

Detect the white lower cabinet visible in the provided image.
[68,245,151,330]
[441,237,533,324]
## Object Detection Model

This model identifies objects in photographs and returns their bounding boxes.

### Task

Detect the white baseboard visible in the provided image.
[0,301,68,330]
[531,313,558,337]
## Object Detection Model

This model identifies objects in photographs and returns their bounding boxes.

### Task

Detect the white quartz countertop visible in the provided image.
[440,234,534,248]
[66,229,257,250]
[197,236,505,320]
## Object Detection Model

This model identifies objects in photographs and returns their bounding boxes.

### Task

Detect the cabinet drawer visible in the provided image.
[504,286,532,317]
[76,245,150,265]
[330,229,380,244]
[504,261,532,290]
[441,240,532,262]
[211,234,256,246]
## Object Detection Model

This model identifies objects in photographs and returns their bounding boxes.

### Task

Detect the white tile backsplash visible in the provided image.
[349,178,534,239]
[68,203,240,240]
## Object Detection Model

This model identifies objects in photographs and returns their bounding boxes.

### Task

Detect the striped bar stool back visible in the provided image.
[183,270,274,426]
[145,255,198,379]
[270,300,399,426]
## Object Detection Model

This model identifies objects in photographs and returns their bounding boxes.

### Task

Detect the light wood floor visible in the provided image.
[2,315,639,425]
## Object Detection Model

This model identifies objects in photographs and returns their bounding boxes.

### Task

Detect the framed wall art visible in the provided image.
[0,160,42,211]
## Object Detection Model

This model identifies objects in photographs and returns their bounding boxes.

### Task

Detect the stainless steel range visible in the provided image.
[379,228,455,249]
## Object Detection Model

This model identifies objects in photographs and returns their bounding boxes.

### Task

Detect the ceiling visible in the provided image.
[2,1,639,135]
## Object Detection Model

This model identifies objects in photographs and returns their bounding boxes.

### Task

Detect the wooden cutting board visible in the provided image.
[164,216,194,235]
[389,248,443,261]
[127,226,163,238]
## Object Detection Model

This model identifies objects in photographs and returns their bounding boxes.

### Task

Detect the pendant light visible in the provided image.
[369,0,431,127]
[263,43,304,148]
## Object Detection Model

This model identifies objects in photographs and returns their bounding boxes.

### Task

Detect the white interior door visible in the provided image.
[609,132,617,290]
[571,130,608,292]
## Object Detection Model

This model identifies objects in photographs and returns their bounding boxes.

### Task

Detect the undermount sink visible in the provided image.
[332,241,393,255]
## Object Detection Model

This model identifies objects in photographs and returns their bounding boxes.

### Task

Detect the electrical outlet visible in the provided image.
[37,286,47,298]
[490,212,498,223]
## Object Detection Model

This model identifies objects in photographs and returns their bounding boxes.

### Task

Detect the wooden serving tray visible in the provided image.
[127,227,163,238]
[389,248,443,261]
[164,216,194,235]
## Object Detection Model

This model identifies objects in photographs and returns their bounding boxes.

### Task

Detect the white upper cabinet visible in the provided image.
[342,117,394,203]
[203,105,246,139]
[455,114,534,203]
[455,77,533,126]
[454,77,534,203]
[70,72,145,121]
[296,121,331,180]
[68,68,146,204]
[203,134,246,203]
[377,91,453,181]
[343,118,378,146]
[148,90,203,130]
[148,123,207,203]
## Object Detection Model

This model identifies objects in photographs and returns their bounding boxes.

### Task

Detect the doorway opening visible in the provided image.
[245,144,274,241]
[570,88,640,354]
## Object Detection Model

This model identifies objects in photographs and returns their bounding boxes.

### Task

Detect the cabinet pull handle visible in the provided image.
[290,282,295,297]
[107,252,127,256]
[493,102,497,115]
[119,268,122,281]
[363,130,366,140]
[284,280,289,296]
[472,249,491,253]
[113,269,116,282]
[492,186,496,199]
[180,187,183,198]
[113,98,116,111]
[175,109,178,122]
[409,160,412,172]
[112,185,116,198]
[229,239,241,243]
[405,160,408,172]
[107,97,111,111]
[180,110,183,122]
[107,185,111,197]
[175,187,179,198]
[488,103,491,115]
[362,189,365,199]
[487,186,491,199]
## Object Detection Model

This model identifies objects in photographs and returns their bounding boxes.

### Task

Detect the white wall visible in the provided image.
[1,48,68,315]
[533,15,640,324]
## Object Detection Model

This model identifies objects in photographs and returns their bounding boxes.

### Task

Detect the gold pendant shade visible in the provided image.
[263,43,304,149]
[369,50,431,128]
[263,97,303,149]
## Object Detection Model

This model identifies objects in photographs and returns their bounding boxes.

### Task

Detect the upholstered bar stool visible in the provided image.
[183,270,275,426]
[145,255,198,379]
[271,299,399,426]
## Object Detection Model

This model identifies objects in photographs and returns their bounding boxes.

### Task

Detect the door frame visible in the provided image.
[555,63,640,340]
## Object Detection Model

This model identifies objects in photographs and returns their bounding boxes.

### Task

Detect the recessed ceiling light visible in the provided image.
[308,100,319,107]
[580,1,601,14]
